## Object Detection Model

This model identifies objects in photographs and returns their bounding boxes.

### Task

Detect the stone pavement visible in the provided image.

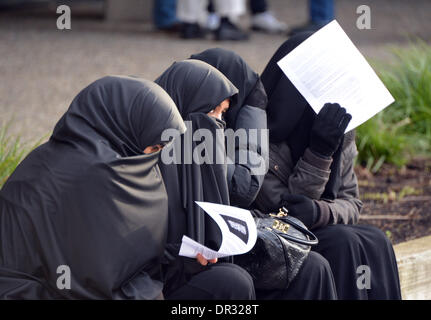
[1,0,431,141]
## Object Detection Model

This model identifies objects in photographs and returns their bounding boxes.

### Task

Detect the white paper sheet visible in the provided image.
[178,201,257,260]
[277,20,395,132]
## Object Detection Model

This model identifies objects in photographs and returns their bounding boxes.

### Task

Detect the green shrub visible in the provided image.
[356,114,410,172]
[356,42,431,172]
[0,123,42,188]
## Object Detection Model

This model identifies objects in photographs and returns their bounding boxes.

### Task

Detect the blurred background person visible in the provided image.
[289,0,335,36]
[154,0,287,37]
[177,0,248,40]
[154,0,180,32]
[249,0,287,34]
[207,0,287,34]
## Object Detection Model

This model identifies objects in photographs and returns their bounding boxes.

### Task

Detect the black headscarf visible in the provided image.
[0,76,185,299]
[155,60,238,248]
[190,48,266,127]
[261,33,344,199]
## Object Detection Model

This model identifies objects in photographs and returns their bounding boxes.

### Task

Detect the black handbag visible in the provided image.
[235,207,318,290]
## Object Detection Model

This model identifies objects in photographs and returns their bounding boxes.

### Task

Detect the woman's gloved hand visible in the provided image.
[281,194,319,229]
[309,103,352,157]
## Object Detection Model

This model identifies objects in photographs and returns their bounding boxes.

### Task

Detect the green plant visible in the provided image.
[385,230,393,243]
[356,113,410,172]
[356,42,431,172]
[0,123,42,188]
[379,43,431,147]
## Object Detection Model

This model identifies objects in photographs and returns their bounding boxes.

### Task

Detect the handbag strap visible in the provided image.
[277,217,319,246]
[269,207,319,246]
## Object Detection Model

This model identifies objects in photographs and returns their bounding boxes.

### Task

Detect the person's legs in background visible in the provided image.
[176,0,208,38]
[214,0,249,41]
[310,0,335,26]
[177,0,248,40]
[153,0,179,31]
[289,0,334,36]
[250,0,287,34]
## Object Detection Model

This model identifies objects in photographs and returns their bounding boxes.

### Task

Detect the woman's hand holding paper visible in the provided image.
[309,103,352,157]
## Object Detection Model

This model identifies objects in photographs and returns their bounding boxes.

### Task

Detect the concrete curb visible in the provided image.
[394,235,431,300]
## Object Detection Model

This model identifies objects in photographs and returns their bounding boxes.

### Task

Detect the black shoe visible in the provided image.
[215,18,249,41]
[158,22,182,34]
[181,23,206,39]
[287,22,323,37]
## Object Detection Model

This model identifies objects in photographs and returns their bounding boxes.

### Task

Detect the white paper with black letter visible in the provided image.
[277,20,395,132]
[178,201,257,260]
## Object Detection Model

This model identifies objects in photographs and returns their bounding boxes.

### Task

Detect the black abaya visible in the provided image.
[313,225,401,299]
[258,35,402,299]
[256,252,337,300]
[155,60,257,298]
[155,59,238,247]
[166,263,255,300]
[0,76,186,299]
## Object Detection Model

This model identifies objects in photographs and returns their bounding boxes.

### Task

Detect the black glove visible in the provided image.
[309,103,352,157]
[281,194,319,229]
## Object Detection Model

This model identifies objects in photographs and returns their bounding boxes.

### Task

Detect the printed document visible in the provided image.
[179,202,257,260]
[277,20,395,132]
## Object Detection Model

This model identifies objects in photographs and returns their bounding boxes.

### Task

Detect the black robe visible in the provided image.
[0,76,185,299]
[258,34,401,300]
[154,60,239,294]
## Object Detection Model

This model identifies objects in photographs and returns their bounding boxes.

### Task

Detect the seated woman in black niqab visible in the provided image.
[190,48,269,209]
[155,60,255,300]
[190,47,338,300]
[253,33,402,300]
[0,76,186,299]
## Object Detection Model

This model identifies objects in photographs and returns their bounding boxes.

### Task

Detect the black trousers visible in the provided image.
[313,224,402,300]
[257,224,402,300]
[166,263,256,300]
[256,251,337,300]
[250,0,267,14]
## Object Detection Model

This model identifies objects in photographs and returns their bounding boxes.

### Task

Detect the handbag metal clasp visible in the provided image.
[269,207,288,219]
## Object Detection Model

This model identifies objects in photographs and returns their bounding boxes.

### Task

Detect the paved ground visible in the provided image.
[1,0,431,141]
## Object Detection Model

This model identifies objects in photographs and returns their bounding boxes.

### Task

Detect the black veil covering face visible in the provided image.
[261,32,347,200]
[155,60,238,250]
[0,76,185,299]
[190,48,266,126]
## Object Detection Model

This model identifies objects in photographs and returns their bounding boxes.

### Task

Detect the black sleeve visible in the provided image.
[227,106,269,207]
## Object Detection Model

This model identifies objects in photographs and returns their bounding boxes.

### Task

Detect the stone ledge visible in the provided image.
[394,235,431,300]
